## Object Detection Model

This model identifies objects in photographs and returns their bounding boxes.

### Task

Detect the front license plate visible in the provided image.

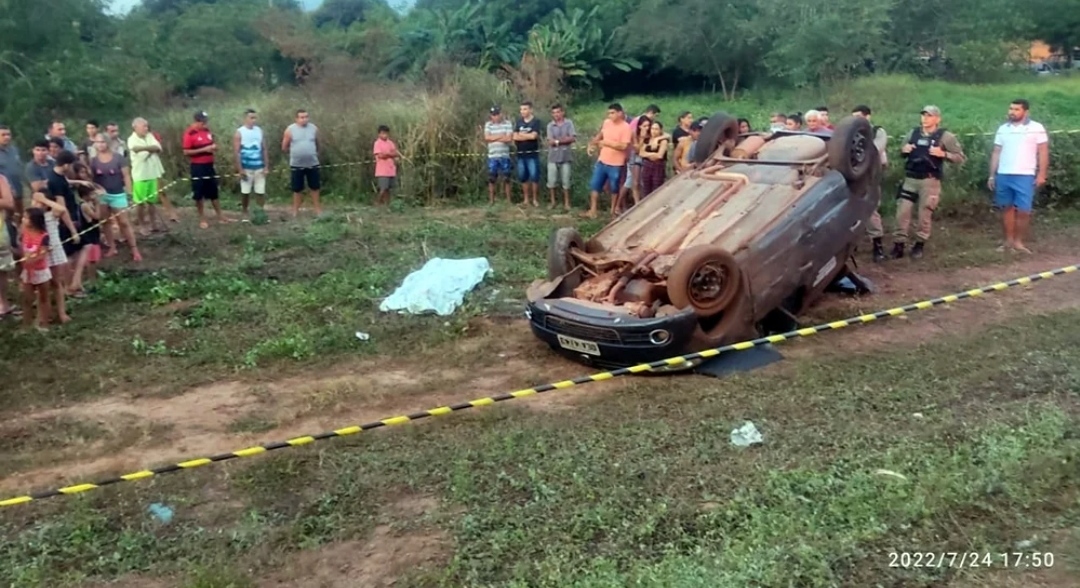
[557,334,601,356]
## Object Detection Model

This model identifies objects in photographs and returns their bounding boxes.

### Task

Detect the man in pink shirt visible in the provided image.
[373,124,400,206]
[585,103,633,218]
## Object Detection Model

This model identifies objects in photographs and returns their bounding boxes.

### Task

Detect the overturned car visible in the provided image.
[525,112,882,370]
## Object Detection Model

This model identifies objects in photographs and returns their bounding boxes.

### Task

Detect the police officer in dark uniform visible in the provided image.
[891,105,966,260]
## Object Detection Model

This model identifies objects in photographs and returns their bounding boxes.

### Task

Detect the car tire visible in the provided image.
[667,245,742,316]
[547,227,584,296]
[827,115,875,185]
[691,112,740,165]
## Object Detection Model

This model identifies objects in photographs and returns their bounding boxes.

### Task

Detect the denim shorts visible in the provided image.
[487,157,512,182]
[589,162,622,193]
[516,155,540,183]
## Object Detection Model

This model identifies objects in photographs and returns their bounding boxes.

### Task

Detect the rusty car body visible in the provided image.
[525,112,882,370]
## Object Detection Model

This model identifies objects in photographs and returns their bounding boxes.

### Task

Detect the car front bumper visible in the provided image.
[525,299,701,370]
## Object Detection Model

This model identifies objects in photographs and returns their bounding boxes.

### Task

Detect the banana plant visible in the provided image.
[525,6,641,88]
[382,0,523,78]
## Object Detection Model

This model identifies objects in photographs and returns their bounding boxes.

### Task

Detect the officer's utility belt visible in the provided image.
[903,170,938,180]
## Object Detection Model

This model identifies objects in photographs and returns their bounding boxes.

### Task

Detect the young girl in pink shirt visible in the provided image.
[20,208,52,329]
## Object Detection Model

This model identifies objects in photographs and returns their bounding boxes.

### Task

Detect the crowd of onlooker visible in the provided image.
[0,119,162,329]
[0,109,402,330]
[0,96,1052,329]
[481,102,842,217]
[482,97,1051,264]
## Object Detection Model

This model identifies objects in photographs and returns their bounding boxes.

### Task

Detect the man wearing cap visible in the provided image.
[182,110,227,228]
[851,105,890,262]
[892,105,966,260]
[987,98,1049,254]
[483,106,514,204]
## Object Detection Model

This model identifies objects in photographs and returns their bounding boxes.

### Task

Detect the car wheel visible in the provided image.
[691,112,740,165]
[667,245,742,316]
[547,227,584,296]
[827,115,875,185]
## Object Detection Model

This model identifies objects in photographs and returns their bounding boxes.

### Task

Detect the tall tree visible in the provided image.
[0,0,134,134]
[312,0,392,28]
[758,0,894,87]
[626,0,767,99]
[1028,0,1080,61]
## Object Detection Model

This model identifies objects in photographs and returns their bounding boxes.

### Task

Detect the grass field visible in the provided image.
[578,75,1080,134]
[1,77,1080,587]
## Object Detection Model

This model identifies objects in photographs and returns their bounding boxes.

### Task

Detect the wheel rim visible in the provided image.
[849,133,867,169]
[688,263,730,307]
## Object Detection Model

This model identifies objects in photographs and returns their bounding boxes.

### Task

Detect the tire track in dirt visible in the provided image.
[789,250,1080,360]
[0,329,631,495]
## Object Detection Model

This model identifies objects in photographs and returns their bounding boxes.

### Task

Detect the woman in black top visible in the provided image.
[68,162,102,297]
[670,111,694,161]
[640,121,670,197]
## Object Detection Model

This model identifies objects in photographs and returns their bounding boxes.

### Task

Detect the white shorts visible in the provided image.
[22,267,52,286]
[45,214,68,268]
[240,169,266,194]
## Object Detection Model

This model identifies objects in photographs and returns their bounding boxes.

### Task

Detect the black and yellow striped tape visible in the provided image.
[1,263,1076,508]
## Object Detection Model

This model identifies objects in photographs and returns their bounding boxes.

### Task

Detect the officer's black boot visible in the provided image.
[910,241,924,260]
[872,238,886,263]
[891,242,905,259]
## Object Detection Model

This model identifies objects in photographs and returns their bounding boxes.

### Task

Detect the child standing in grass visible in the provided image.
[30,191,75,324]
[373,125,400,206]
[20,208,52,330]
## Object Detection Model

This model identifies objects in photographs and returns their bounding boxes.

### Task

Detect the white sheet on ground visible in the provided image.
[379,257,493,316]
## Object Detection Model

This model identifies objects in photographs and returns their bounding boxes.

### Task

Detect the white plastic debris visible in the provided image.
[730,421,763,447]
[1015,537,1038,550]
[355,331,370,341]
[379,257,492,316]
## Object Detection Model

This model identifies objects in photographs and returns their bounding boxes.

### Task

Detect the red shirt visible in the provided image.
[21,230,49,272]
[182,124,215,164]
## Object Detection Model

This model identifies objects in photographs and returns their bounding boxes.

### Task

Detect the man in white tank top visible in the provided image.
[281,109,321,217]
[233,109,268,218]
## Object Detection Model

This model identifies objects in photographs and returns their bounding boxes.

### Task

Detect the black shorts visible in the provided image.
[290,166,321,192]
[191,162,219,201]
[59,225,84,258]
